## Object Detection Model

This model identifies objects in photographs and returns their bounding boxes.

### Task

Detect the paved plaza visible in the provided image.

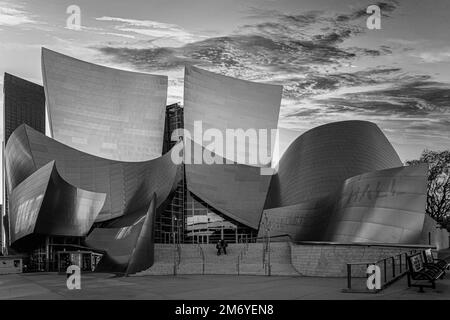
[0,272,449,300]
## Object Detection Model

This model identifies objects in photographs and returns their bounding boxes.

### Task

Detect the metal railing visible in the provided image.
[235,234,292,276]
[236,239,251,275]
[173,242,181,275]
[343,249,421,293]
[198,243,205,275]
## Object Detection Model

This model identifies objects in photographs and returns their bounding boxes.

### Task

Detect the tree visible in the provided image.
[406,150,450,230]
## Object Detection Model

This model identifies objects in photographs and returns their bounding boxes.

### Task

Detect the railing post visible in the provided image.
[405,253,409,271]
[237,256,240,276]
[347,264,352,290]
[399,254,402,274]
[392,256,396,278]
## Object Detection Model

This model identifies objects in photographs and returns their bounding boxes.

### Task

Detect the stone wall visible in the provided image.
[290,242,432,277]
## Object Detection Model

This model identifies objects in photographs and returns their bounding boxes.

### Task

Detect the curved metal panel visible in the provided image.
[6,124,181,222]
[9,161,106,246]
[4,125,37,195]
[185,142,272,229]
[8,162,52,244]
[85,196,156,274]
[184,65,282,165]
[266,121,403,209]
[257,196,334,241]
[324,164,428,243]
[42,48,168,162]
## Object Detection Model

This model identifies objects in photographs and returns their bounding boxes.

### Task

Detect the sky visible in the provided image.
[0,0,449,165]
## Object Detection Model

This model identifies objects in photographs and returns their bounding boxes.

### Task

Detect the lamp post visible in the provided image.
[172,215,177,275]
[264,212,271,276]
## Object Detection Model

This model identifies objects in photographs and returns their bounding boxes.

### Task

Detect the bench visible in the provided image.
[423,249,449,273]
[407,252,444,292]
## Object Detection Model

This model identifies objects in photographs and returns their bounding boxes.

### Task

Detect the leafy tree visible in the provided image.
[406,150,450,230]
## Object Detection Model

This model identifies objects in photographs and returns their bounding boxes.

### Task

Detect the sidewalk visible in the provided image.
[0,272,449,300]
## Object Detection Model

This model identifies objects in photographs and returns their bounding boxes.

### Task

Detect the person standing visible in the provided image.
[216,241,222,255]
[221,239,228,255]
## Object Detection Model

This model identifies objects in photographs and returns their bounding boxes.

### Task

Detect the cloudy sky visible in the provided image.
[0,0,449,162]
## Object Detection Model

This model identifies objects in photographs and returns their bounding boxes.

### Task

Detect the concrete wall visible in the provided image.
[290,242,432,277]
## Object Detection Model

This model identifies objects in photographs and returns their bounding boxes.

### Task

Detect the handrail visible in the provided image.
[197,243,205,275]
[173,242,181,275]
[343,248,423,293]
[176,243,181,266]
[236,238,250,275]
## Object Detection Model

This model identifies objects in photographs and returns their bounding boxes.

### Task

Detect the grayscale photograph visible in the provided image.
[0,0,449,314]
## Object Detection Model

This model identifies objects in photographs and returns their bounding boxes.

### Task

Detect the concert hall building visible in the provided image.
[0,48,435,273]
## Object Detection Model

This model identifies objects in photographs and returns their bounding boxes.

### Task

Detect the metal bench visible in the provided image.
[423,249,449,273]
[407,252,444,292]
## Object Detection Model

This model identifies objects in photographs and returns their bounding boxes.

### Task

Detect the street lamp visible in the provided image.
[264,212,271,276]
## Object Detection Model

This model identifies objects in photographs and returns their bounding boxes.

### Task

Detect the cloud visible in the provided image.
[96,16,203,45]
[0,1,37,26]
[95,3,397,78]
[90,0,448,160]
[414,50,450,63]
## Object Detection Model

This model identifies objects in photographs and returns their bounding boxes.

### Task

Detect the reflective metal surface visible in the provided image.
[9,161,106,247]
[184,65,282,165]
[85,195,156,274]
[259,121,427,243]
[324,164,428,243]
[257,197,334,241]
[6,124,181,222]
[265,120,403,209]
[42,48,168,162]
[185,142,272,229]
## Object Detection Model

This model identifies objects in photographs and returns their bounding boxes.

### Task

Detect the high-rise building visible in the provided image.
[2,73,46,255]
[3,73,45,143]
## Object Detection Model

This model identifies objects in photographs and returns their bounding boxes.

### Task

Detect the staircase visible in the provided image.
[202,244,242,275]
[133,241,299,276]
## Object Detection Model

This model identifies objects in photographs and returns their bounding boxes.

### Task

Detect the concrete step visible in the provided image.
[133,241,300,276]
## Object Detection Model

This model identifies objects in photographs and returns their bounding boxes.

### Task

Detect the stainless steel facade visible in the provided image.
[186,143,272,230]
[265,121,403,209]
[42,48,168,162]
[5,125,181,222]
[324,164,429,243]
[184,65,282,165]
[2,49,434,273]
[85,195,156,274]
[259,121,428,244]
[9,161,106,249]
